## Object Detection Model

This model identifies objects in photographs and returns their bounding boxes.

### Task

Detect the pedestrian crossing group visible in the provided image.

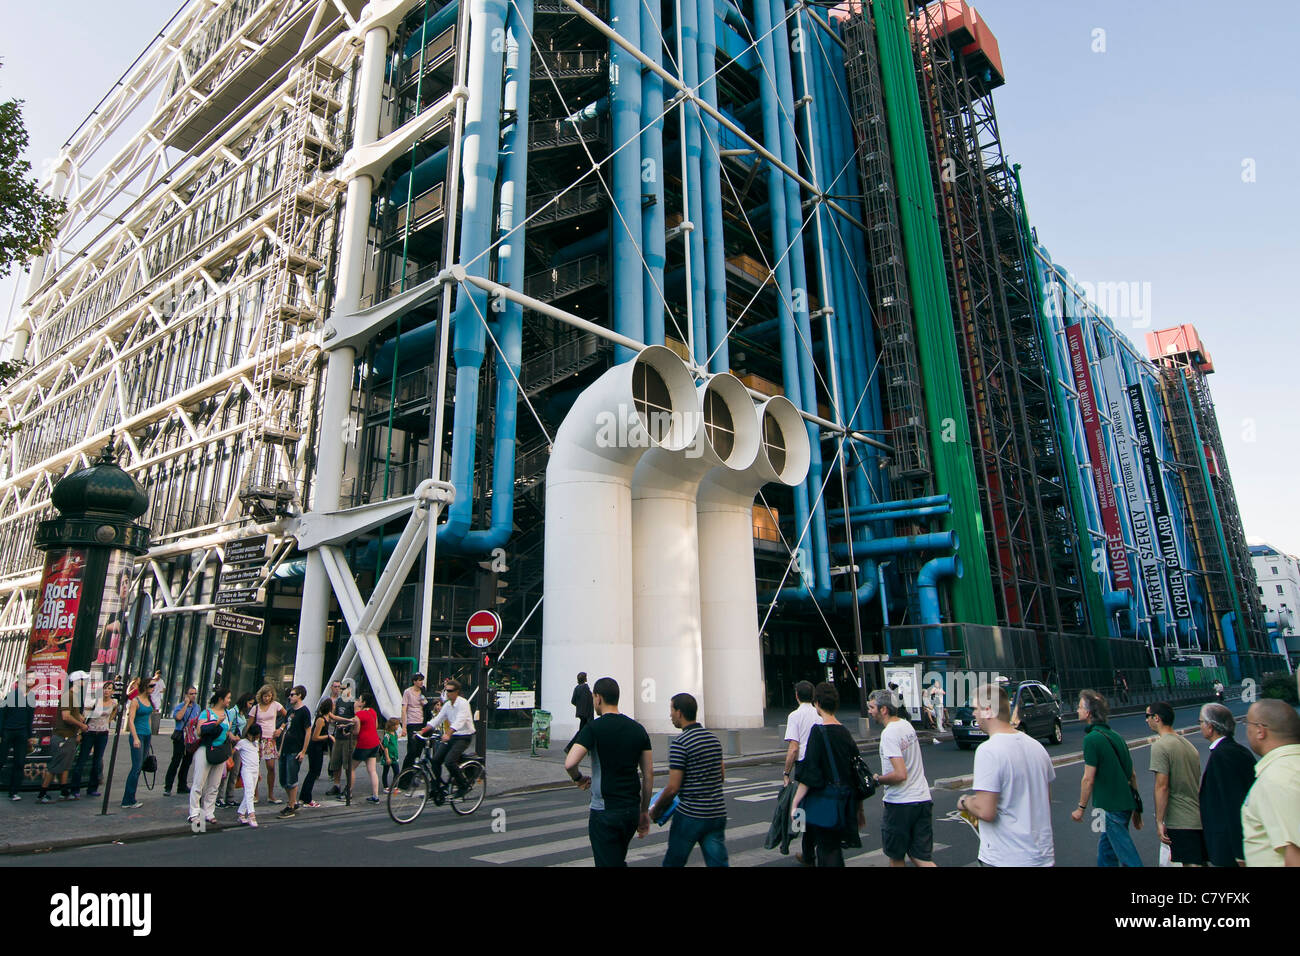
[305,775,967,866]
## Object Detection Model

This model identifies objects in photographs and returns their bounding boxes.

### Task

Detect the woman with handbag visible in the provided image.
[189,688,234,827]
[790,682,866,867]
[121,674,156,809]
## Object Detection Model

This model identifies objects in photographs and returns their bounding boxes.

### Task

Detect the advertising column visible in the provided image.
[19,442,150,785]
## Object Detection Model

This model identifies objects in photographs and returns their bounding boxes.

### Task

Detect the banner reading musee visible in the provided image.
[1128,383,1192,619]
[25,547,88,747]
[1065,326,1132,591]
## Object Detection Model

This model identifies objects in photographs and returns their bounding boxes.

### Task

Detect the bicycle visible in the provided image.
[387,733,486,824]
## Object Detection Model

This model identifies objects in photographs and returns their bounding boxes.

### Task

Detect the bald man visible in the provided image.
[1240,699,1300,867]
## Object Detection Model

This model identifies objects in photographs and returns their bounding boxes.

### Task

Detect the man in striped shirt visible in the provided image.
[650,692,728,867]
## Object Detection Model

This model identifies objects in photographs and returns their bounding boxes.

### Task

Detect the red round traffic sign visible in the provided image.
[466,609,502,648]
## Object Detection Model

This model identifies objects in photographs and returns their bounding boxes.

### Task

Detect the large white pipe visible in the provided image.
[631,373,760,732]
[697,396,810,728]
[541,345,699,740]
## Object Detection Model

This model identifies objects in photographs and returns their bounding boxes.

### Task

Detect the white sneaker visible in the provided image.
[247,816,258,828]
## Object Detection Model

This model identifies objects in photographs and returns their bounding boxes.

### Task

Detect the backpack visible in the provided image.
[184,710,215,755]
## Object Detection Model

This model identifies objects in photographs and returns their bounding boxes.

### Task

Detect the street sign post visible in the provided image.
[213,610,265,636]
[215,587,262,607]
[466,609,502,762]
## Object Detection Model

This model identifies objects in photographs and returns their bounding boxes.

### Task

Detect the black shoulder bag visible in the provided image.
[1100,728,1142,814]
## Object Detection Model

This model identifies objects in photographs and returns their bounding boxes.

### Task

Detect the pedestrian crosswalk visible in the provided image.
[330,772,973,867]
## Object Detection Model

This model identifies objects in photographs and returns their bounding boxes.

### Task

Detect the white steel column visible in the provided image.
[296,19,392,704]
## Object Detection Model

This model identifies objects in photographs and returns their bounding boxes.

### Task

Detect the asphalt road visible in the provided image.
[4,699,1250,867]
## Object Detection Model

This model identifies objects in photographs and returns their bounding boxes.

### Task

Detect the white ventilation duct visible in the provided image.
[631,373,761,732]
[541,345,699,741]
[697,396,811,728]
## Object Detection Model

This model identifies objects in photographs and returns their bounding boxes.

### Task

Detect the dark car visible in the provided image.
[951,680,1063,749]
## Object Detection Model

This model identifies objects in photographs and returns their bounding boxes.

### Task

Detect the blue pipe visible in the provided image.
[565,96,608,123]
[750,0,813,585]
[1220,612,1242,680]
[697,0,729,372]
[834,494,951,515]
[388,147,449,203]
[827,505,951,527]
[717,0,752,38]
[641,0,666,345]
[442,0,508,545]
[832,531,958,562]
[611,0,644,363]
[679,0,708,364]
[771,0,828,593]
[919,556,963,655]
[551,228,609,266]
[451,0,532,554]
[1104,589,1135,637]
[400,0,462,59]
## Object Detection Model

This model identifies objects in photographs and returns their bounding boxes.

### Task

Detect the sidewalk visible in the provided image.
[0,695,1222,856]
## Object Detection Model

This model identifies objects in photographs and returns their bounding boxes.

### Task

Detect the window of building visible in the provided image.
[1272,566,1279,575]
[1278,585,1285,595]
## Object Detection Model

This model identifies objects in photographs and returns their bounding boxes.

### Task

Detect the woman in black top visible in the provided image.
[299,699,333,808]
[791,682,865,867]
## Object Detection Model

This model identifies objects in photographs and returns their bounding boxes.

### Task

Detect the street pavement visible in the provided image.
[2,698,1252,867]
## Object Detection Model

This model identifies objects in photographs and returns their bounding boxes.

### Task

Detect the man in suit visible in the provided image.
[572,673,594,731]
[1197,702,1256,867]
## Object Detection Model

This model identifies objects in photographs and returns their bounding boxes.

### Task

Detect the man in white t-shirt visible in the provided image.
[782,681,822,865]
[868,689,936,866]
[957,683,1056,866]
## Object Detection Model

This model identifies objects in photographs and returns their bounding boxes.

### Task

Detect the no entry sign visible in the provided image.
[466,609,502,649]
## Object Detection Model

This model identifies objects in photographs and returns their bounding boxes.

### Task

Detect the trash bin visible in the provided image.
[530,709,552,756]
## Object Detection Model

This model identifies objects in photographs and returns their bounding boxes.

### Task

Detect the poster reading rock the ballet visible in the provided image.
[25,547,88,750]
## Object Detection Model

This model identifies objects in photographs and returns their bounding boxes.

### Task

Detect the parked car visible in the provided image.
[951,680,1063,749]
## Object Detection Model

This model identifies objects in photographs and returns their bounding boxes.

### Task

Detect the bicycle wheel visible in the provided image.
[449,760,485,815]
[388,768,430,825]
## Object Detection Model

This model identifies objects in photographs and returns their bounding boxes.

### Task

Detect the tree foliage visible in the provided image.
[1,66,66,280]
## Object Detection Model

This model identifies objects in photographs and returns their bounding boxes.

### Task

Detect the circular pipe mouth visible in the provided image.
[630,345,700,453]
[698,373,760,471]
[758,396,810,487]
[952,555,964,579]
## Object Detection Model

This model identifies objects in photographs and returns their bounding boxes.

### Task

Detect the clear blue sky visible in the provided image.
[2,0,1296,553]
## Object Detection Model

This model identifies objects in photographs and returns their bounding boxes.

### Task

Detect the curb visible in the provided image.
[932,723,1203,791]
[0,796,384,856]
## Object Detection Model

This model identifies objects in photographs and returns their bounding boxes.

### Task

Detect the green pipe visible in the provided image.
[871,0,994,626]
[1013,165,1109,642]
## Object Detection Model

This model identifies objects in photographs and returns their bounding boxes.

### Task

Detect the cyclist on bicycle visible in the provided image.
[422,679,475,797]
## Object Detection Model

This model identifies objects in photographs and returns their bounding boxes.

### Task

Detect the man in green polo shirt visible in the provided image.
[1070,689,1143,866]
[1146,701,1206,865]
[1241,699,1300,867]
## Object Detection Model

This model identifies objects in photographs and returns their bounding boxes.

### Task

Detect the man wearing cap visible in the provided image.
[38,672,90,803]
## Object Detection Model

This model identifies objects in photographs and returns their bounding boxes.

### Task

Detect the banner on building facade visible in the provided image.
[1065,325,1133,591]
[1128,382,1192,619]
[1101,356,1166,619]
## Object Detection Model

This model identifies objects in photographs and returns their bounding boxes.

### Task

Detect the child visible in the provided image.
[236,723,263,827]
[381,717,401,792]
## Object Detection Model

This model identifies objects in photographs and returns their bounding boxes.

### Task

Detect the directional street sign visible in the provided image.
[215,587,262,608]
[466,609,502,648]
[220,566,262,586]
[225,535,270,566]
[213,610,265,635]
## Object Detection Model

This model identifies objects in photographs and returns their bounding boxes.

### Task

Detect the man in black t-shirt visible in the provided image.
[326,680,357,797]
[564,677,653,867]
[277,686,312,817]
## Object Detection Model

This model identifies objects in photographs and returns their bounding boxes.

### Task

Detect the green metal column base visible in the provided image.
[871,0,995,626]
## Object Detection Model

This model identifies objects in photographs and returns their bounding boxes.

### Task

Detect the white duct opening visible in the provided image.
[697,396,811,728]
[541,345,699,741]
[631,373,761,732]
